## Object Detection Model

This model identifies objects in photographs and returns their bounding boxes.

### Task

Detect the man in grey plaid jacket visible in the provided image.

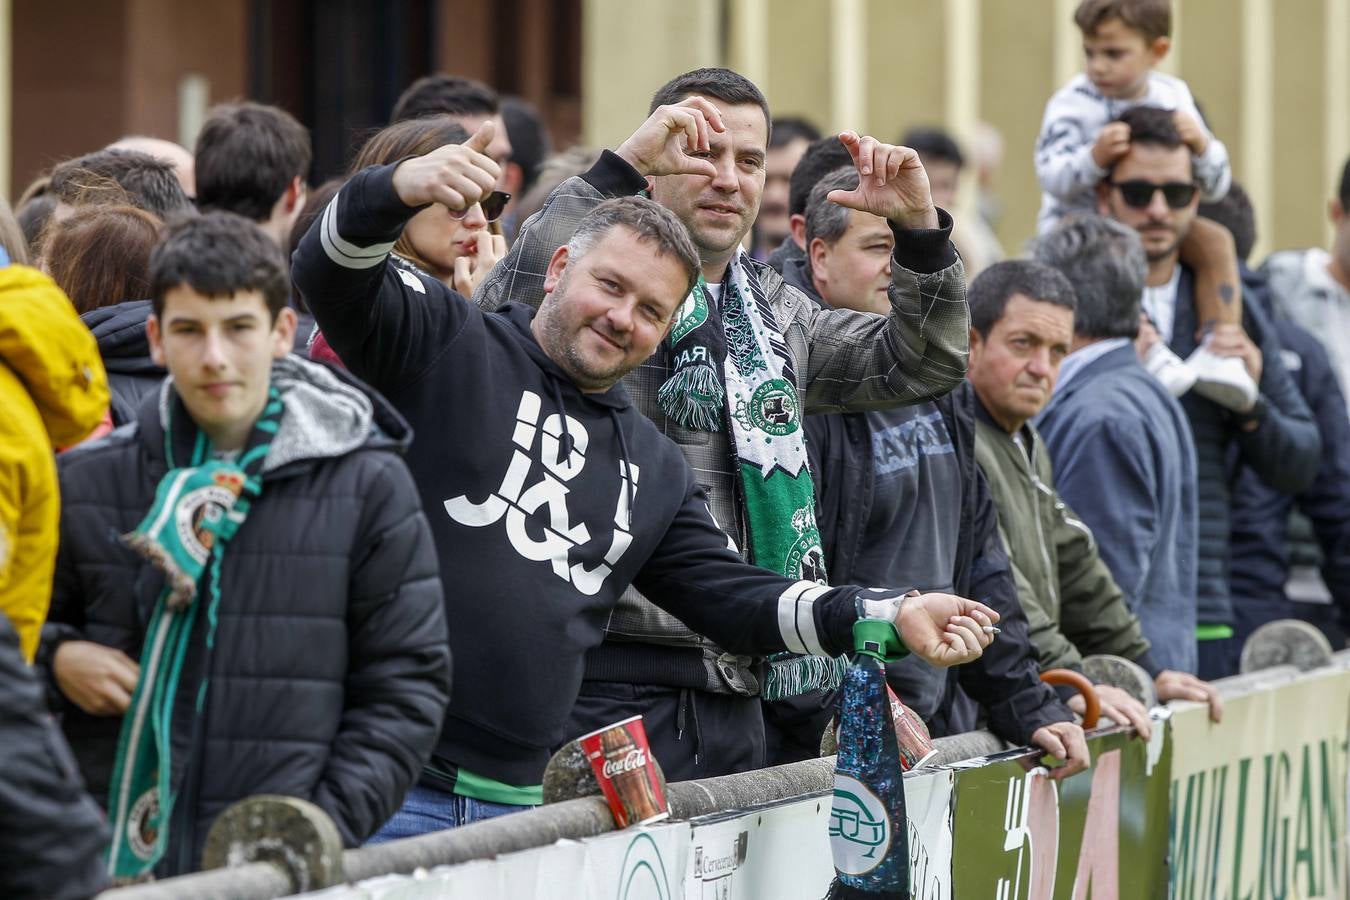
[475,67,969,779]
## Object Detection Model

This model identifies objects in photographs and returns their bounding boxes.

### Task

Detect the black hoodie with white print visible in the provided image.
[293,163,902,786]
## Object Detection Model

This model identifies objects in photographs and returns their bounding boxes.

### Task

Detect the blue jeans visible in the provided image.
[367,784,530,844]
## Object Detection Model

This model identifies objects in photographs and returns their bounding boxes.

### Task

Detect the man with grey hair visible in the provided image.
[293,124,999,836]
[1032,214,1202,674]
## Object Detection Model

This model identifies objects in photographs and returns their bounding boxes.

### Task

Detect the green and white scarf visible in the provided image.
[105,386,283,882]
[656,252,845,699]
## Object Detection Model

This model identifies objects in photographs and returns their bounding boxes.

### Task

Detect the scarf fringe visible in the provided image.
[762,652,850,701]
[121,531,197,610]
[657,362,725,432]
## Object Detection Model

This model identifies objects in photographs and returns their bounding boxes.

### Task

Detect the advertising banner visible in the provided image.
[948,724,1172,900]
[1168,667,1350,900]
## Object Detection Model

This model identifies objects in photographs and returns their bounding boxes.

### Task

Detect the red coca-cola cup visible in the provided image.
[886,685,938,770]
[578,715,669,827]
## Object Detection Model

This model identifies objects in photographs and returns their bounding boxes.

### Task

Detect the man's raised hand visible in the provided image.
[826,131,940,230]
[392,121,501,212]
[616,97,725,179]
[893,592,999,667]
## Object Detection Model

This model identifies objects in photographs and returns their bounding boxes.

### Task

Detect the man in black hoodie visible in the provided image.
[294,123,998,838]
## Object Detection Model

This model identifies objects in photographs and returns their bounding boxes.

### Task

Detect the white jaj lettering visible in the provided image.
[442,390,636,596]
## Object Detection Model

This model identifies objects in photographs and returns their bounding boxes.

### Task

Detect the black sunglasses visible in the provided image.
[1109,180,1197,209]
[448,190,511,222]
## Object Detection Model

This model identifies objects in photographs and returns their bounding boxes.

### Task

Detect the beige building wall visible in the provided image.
[583,0,1350,260]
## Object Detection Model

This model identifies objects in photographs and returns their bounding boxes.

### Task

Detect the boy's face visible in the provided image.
[148,286,295,449]
[1083,18,1170,100]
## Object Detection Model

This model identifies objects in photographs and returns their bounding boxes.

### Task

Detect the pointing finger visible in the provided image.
[837,131,862,169]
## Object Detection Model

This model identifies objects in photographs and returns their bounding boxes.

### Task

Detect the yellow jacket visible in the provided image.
[0,266,109,662]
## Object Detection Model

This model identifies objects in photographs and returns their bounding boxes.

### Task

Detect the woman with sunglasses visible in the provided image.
[308,117,510,367]
[350,116,510,296]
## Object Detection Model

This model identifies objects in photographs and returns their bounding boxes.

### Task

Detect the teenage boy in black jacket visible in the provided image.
[42,214,450,877]
[293,123,999,838]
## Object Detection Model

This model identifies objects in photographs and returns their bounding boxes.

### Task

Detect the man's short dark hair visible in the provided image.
[804,168,859,247]
[149,212,289,320]
[901,127,965,169]
[194,102,312,222]
[1198,181,1257,263]
[49,149,195,220]
[969,259,1078,338]
[789,136,853,218]
[391,74,500,123]
[567,197,701,297]
[1338,155,1350,211]
[770,116,821,149]
[1031,214,1145,340]
[649,68,772,141]
[501,97,552,196]
[1074,0,1171,42]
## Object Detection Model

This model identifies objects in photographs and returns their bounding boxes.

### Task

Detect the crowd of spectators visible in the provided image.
[2,0,1348,894]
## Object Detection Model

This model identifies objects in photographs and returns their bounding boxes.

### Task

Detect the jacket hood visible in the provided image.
[81,299,167,377]
[496,301,633,412]
[0,265,110,446]
[148,354,412,473]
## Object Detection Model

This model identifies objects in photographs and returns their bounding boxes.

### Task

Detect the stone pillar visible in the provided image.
[581,0,720,150]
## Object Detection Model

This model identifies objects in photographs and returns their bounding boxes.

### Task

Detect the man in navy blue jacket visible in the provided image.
[1032,214,1201,674]
[1201,185,1350,649]
[1096,107,1320,678]
[293,123,998,837]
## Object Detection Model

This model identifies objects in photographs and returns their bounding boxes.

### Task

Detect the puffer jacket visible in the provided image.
[0,610,109,900]
[1167,266,1320,628]
[974,397,1158,675]
[38,356,450,876]
[475,150,969,696]
[1230,267,1350,615]
[81,299,166,426]
[0,266,108,662]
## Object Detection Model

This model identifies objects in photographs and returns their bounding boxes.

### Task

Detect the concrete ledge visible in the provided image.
[96,863,291,900]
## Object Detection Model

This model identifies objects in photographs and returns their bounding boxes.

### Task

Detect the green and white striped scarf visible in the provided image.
[656,252,844,699]
[105,386,283,882]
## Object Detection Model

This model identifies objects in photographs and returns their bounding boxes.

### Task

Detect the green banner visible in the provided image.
[1169,668,1350,900]
[950,725,1172,899]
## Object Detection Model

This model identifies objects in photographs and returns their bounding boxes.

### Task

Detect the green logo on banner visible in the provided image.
[830,774,890,876]
[617,831,672,900]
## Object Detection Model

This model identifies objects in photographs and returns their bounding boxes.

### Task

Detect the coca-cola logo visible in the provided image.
[602,747,648,779]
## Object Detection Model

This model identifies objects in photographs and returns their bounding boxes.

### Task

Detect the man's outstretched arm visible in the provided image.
[634,474,998,667]
[293,124,500,389]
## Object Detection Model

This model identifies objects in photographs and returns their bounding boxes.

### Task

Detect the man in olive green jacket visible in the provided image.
[966,260,1222,736]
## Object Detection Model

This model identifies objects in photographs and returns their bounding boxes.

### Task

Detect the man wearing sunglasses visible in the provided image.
[1095,105,1320,679]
